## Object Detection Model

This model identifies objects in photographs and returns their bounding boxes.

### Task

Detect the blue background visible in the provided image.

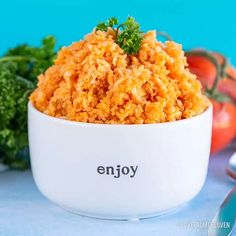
[1,0,236,63]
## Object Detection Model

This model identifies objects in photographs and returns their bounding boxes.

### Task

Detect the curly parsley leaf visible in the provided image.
[96,16,144,55]
[96,22,108,32]
[108,17,118,27]
[0,36,56,169]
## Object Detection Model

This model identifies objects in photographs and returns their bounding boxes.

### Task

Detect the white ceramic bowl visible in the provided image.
[28,102,212,220]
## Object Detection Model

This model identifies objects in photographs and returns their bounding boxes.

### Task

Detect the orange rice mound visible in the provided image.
[30,30,209,124]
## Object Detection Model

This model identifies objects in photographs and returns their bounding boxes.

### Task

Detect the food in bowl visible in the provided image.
[28,17,212,220]
[30,17,209,124]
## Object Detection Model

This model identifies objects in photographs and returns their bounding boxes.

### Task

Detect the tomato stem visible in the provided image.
[156,31,172,41]
[220,57,228,78]
[210,57,228,95]
[226,73,236,81]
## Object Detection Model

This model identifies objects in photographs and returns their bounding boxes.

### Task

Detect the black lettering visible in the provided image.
[121,166,129,175]
[130,166,138,178]
[106,166,114,175]
[97,165,138,178]
[97,166,105,174]
[114,165,121,178]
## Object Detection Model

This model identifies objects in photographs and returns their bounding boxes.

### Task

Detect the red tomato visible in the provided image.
[218,79,236,101]
[186,50,236,154]
[186,54,216,89]
[211,100,236,154]
[214,53,236,101]
[187,51,236,101]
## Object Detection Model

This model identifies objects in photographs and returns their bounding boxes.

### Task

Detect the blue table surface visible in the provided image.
[0,148,235,236]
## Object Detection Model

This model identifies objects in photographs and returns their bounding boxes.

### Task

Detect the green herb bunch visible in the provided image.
[96,17,144,55]
[0,36,56,169]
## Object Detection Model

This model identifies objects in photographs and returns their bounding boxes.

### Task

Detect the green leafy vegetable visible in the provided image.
[107,17,118,27]
[0,36,56,169]
[96,23,108,32]
[96,17,144,54]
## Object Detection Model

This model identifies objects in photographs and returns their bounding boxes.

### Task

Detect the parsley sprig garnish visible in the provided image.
[96,17,144,55]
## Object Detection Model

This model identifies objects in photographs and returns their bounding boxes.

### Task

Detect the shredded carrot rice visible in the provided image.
[30,30,209,124]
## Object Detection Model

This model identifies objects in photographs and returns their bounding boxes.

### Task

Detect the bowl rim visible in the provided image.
[28,101,212,127]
